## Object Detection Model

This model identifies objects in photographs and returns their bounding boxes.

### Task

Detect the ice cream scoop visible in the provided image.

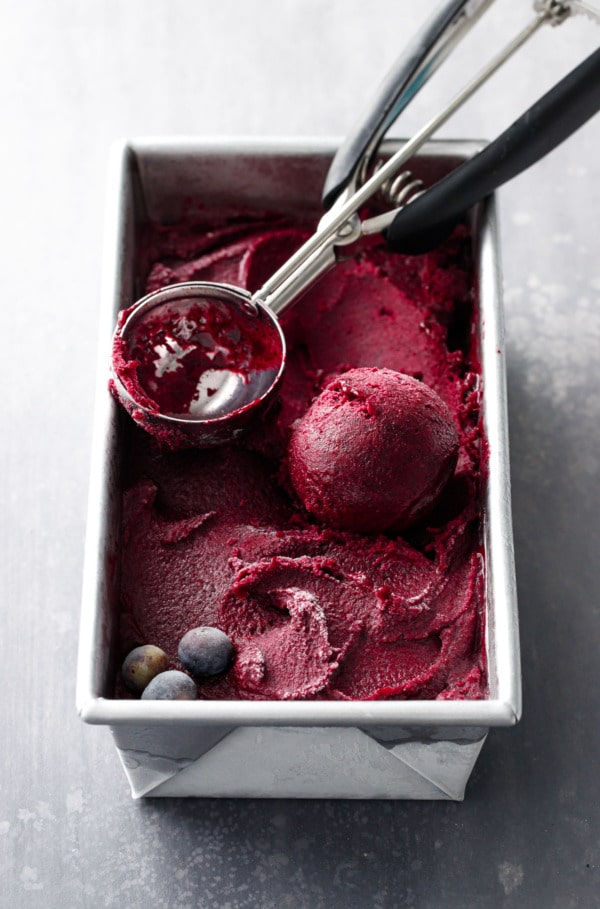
[287,368,459,533]
[111,0,600,447]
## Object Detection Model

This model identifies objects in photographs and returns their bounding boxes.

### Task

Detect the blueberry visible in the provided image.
[141,670,197,700]
[122,644,169,694]
[178,626,235,678]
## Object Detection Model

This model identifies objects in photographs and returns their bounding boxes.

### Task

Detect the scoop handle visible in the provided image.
[321,0,478,211]
[386,45,600,255]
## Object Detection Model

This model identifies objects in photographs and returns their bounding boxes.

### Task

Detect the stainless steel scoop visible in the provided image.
[111,0,600,447]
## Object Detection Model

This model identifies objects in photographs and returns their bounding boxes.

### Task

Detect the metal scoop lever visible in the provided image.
[321,0,495,211]
[256,1,562,314]
[536,0,600,24]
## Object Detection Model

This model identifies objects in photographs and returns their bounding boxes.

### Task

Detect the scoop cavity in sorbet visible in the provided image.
[287,367,459,533]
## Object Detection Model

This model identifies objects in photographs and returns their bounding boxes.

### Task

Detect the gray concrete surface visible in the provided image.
[1,1,598,906]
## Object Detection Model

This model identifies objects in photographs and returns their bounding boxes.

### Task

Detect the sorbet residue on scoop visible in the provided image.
[116,217,487,701]
[112,293,283,423]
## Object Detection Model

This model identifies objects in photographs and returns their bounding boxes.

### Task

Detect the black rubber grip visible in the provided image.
[321,0,469,210]
[386,45,600,255]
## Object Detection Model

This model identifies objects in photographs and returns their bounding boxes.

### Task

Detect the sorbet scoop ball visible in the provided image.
[288,367,459,534]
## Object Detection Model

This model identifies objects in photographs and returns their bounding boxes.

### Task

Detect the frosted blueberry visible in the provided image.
[178,626,235,678]
[141,670,197,700]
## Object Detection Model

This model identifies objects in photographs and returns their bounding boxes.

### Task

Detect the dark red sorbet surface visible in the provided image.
[116,216,487,701]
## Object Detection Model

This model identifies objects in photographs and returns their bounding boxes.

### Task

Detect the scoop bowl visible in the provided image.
[110,281,286,448]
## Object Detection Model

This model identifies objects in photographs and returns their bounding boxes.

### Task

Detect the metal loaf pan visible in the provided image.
[77,137,521,800]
